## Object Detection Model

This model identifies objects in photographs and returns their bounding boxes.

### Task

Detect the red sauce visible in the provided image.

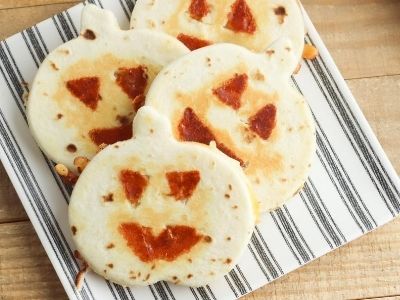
[249,104,277,140]
[132,94,146,112]
[216,142,245,167]
[119,223,203,262]
[115,66,148,105]
[225,0,257,34]
[212,73,248,110]
[66,77,100,110]
[166,171,201,200]
[119,170,148,205]
[177,34,212,51]
[189,0,210,21]
[178,107,215,144]
[89,122,133,146]
[178,108,244,166]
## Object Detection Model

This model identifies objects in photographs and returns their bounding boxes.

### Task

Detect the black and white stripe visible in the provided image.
[87,0,105,8]
[150,282,176,300]
[301,180,346,248]
[0,13,119,300]
[304,35,400,215]
[292,76,375,233]
[118,0,133,19]
[270,209,313,265]
[247,227,283,281]
[190,286,217,300]
[225,267,252,297]
[52,11,78,42]
[299,62,377,232]
[0,1,399,300]
[0,110,95,300]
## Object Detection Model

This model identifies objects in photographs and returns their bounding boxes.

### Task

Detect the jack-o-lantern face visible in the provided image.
[145,41,316,212]
[69,107,256,287]
[130,0,305,72]
[27,4,189,171]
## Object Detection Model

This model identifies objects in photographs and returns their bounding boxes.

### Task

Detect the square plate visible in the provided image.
[0,1,399,299]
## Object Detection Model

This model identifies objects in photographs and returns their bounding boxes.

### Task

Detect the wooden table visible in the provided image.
[0,0,399,299]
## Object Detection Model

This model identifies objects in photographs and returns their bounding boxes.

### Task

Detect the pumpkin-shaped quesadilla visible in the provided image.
[69,107,256,286]
[27,4,189,171]
[130,0,304,72]
[145,41,316,212]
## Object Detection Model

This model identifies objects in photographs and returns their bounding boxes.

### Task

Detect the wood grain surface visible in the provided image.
[0,0,399,299]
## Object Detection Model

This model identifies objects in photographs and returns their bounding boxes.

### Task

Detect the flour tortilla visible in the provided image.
[27,4,189,171]
[145,42,316,212]
[69,107,256,286]
[130,0,304,73]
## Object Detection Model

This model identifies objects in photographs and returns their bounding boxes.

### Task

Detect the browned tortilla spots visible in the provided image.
[274,6,287,24]
[116,115,130,125]
[71,226,77,235]
[82,29,96,40]
[102,193,114,202]
[203,235,212,243]
[66,144,77,153]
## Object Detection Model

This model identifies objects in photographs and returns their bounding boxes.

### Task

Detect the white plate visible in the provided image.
[0,1,399,299]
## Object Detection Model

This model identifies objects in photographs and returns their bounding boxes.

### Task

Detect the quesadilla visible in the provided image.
[69,107,256,286]
[27,4,189,171]
[130,0,304,73]
[145,41,316,212]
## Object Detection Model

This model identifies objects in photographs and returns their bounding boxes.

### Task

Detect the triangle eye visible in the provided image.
[212,73,248,110]
[66,76,100,110]
[225,0,257,34]
[166,171,201,200]
[248,104,277,140]
[115,66,148,109]
[188,0,211,21]
[119,170,149,205]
